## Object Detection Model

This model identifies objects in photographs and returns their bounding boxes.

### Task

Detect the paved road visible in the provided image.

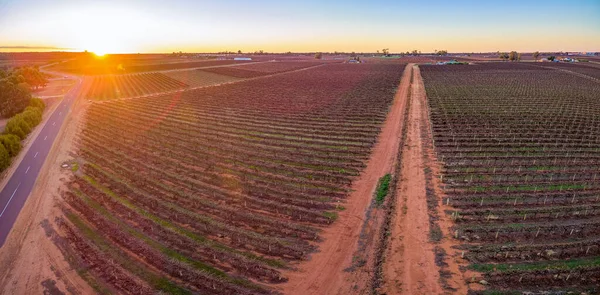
[0,77,82,247]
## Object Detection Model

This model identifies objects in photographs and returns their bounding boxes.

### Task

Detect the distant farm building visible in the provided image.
[435,59,468,65]
[234,57,252,61]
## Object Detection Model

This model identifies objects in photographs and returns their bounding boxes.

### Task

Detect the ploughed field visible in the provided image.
[62,63,404,294]
[420,62,600,293]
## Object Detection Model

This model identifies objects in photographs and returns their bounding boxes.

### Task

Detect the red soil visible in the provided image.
[382,64,443,295]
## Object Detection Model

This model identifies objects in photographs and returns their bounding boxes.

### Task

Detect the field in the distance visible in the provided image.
[80,61,331,101]
[61,62,404,294]
[421,62,600,293]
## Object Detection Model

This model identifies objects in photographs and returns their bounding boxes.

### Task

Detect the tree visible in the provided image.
[314,52,323,60]
[382,48,390,56]
[548,56,556,61]
[0,78,32,118]
[499,52,509,61]
[237,50,242,54]
[29,97,45,111]
[11,67,48,89]
[4,117,27,140]
[517,53,522,61]
[0,134,21,158]
[411,50,419,55]
[533,51,540,61]
[509,51,518,61]
[0,143,10,171]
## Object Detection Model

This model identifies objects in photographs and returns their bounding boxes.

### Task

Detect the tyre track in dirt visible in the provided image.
[278,64,413,295]
[414,65,470,294]
[381,64,445,295]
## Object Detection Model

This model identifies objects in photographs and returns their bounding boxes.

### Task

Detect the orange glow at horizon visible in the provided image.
[0,1,598,54]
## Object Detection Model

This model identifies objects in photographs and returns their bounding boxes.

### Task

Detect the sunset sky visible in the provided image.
[0,0,599,54]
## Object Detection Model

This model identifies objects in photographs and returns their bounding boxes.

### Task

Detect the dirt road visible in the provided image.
[381,64,444,295]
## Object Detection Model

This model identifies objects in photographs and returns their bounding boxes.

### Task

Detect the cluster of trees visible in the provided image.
[0,66,48,118]
[499,51,522,61]
[0,98,45,171]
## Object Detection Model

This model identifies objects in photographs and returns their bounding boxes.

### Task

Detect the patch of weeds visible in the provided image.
[322,211,338,222]
[375,174,392,206]
[429,224,443,242]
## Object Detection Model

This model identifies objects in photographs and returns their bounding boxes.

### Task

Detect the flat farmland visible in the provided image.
[33,78,76,97]
[163,61,326,87]
[48,57,254,75]
[540,62,600,80]
[61,63,404,294]
[198,61,326,78]
[420,62,600,293]
[83,72,189,100]
[163,70,242,87]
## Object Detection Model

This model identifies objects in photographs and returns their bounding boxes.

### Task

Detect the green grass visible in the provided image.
[375,174,392,206]
[471,256,600,273]
[82,167,286,268]
[73,189,235,280]
[323,211,339,221]
[66,212,193,295]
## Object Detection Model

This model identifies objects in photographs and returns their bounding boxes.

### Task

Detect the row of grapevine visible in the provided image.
[421,62,600,293]
[84,72,188,100]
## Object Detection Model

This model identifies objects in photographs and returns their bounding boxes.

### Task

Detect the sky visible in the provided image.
[0,0,599,54]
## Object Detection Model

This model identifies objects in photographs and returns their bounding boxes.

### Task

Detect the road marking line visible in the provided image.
[44,136,47,141]
[25,166,30,174]
[34,152,38,158]
[0,182,21,217]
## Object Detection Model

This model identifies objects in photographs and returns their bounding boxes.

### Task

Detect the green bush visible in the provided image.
[0,144,9,171]
[0,134,21,157]
[21,106,43,127]
[375,174,392,205]
[4,103,44,140]
[4,117,28,140]
[29,97,45,111]
[0,97,45,171]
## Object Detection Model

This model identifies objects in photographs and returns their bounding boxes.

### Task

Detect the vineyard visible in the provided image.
[163,70,242,87]
[62,63,405,294]
[198,61,325,78]
[420,62,600,293]
[49,57,254,75]
[540,62,600,80]
[83,72,188,100]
